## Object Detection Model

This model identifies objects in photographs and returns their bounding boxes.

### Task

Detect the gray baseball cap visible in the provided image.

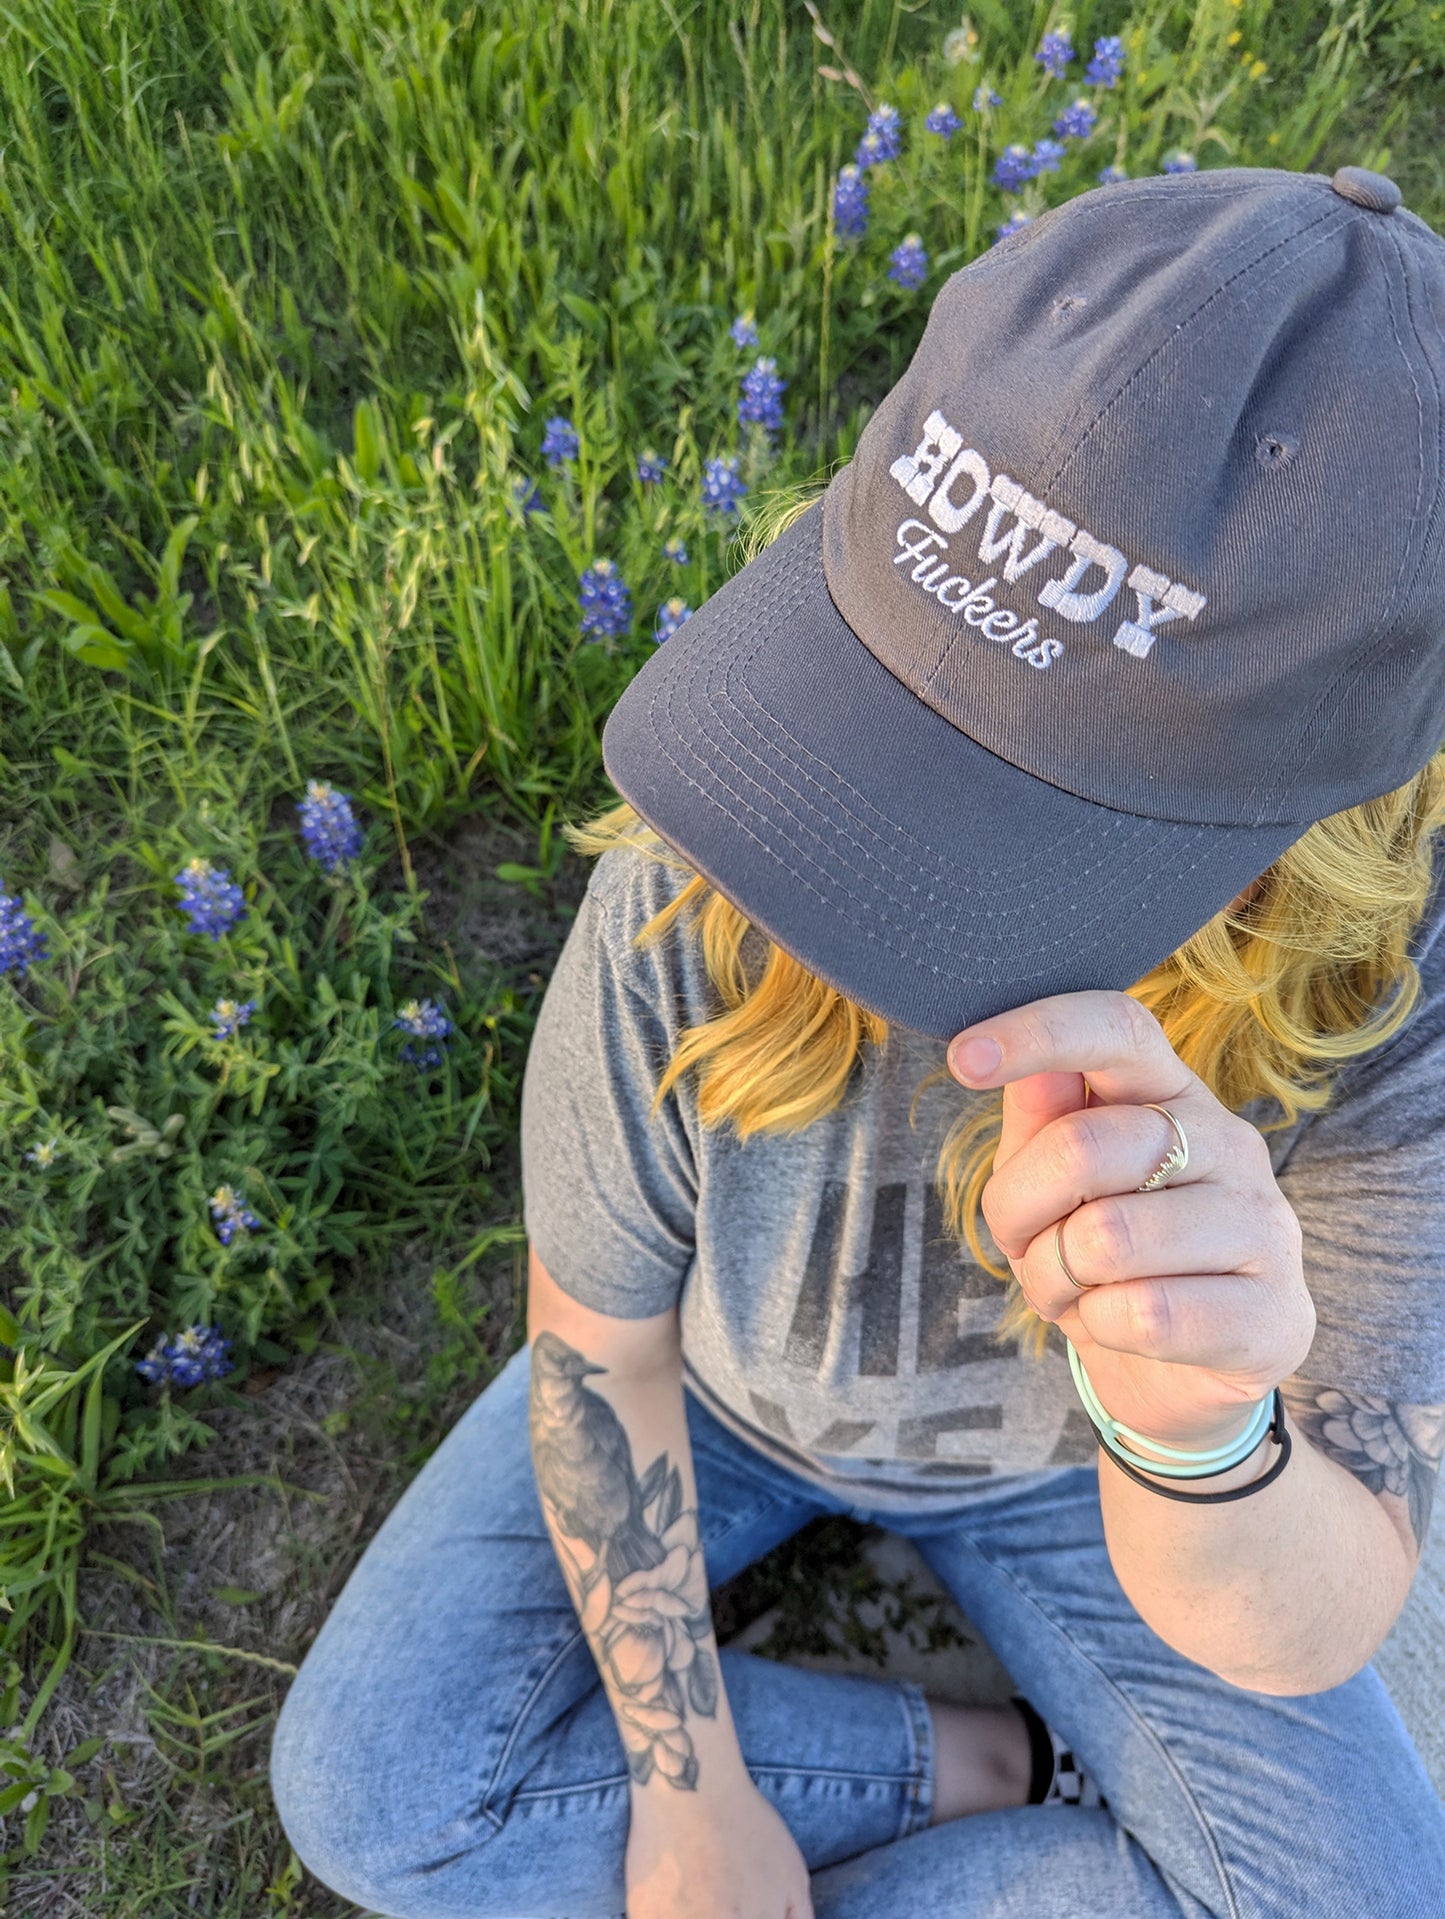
[602,165,1445,1041]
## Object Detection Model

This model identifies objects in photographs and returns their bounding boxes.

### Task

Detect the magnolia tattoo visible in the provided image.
[529,1330,719,1790]
[1282,1381,1445,1556]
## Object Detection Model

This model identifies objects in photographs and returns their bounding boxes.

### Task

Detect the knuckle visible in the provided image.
[1124,1280,1170,1349]
[1080,1195,1134,1271]
[1051,1109,1107,1196]
[1110,993,1160,1059]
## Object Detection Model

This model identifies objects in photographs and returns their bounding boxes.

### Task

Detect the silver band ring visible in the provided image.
[1136,1102,1190,1192]
[1055,1216,1086,1291]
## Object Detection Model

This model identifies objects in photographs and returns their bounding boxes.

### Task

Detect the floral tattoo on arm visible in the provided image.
[528,1329,719,1790]
[1281,1380,1445,1558]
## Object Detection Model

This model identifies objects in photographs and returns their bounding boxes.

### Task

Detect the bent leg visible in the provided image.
[271,1347,937,1919]
[871,1465,1445,1919]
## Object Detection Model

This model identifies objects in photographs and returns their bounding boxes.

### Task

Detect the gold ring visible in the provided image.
[1136,1103,1190,1192]
[1055,1216,1086,1290]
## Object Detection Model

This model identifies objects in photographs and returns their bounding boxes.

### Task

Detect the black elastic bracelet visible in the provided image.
[1090,1389,1292,1504]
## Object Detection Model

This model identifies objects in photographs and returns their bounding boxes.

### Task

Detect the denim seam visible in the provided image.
[936,1525,1242,1919]
[508,1758,926,1811]
[477,1479,800,1827]
[894,1678,936,1839]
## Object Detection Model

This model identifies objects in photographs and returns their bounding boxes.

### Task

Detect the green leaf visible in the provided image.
[209,1586,264,1607]
[0,1308,18,1349]
[59,626,131,672]
[353,399,382,484]
[33,589,105,627]
[560,291,606,335]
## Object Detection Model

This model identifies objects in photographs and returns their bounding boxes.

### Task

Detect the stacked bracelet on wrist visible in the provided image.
[1066,1341,1291,1504]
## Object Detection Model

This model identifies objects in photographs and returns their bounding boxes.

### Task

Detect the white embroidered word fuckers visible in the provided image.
[889,409,1207,658]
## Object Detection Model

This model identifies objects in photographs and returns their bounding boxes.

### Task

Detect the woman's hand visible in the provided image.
[947,990,1317,1451]
[626,1769,814,1918]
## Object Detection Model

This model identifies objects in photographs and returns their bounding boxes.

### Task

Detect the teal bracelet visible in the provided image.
[1066,1341,1275,1480]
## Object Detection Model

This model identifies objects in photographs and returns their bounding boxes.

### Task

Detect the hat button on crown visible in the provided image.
[1330,165,1402,214]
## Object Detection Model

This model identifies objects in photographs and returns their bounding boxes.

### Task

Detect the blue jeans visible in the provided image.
[271,1343,1445,1918]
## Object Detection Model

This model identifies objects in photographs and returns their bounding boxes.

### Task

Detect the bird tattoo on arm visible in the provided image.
[529,1329,720,1789]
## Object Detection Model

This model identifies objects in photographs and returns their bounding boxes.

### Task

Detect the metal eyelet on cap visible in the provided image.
[1331,166,1402,214]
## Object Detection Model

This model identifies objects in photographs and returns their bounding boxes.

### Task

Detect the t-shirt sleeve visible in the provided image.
[1275,959,1445,1402]
[521,877,699,1320]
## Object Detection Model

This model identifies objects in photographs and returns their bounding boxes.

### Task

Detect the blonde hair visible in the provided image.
[565,487,1445,1360]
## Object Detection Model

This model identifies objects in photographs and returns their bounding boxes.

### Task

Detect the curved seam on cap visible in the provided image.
[1044,202,1349,497]
[646,593,1239,976]
[1254,215,1434,801]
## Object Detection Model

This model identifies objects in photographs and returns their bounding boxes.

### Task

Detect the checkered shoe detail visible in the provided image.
[1040,1721,1108,1811]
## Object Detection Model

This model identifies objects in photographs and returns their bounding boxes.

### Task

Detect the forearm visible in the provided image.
[1098,1405,1413,1695]
[526,1286,748,1800]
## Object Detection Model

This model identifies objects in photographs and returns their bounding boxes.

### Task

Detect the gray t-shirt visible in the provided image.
[521,843,1445,1511]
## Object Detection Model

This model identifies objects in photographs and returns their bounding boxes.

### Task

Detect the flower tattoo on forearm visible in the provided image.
[1282,1380,1445,1557]
[529,1330,719,1790]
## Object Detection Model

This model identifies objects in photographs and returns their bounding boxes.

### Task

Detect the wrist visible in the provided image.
[1107,1424,1276,1497]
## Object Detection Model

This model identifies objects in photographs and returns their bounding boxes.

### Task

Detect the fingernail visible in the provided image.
[950,1036,1002,1083]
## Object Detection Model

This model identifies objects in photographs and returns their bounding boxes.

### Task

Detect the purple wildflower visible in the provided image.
[209,1186,261,1246]
[992,144,1035,193]
[541,416,579,467]
[24,1138,60,1170]
[298,780,364,873]
[832,164,869,239]
[0,889,48,980]
[654,598,692,644]
[663,537,688,565]
[926,103,962,138]
[137,1324,234,1389]
[175,860,245,941]
[887,235,929,291]
[994,209,1033,244]
[636,450,667,484]
[855,103,902,169]
[209,997,256,1040]
[738,357,786,435]
[395,996,453,1070]
[1054,99,1097,140]
[730,313,759,349]
[512,475,543,516]
[1085,36,1126,88]
[972,84,1003,112]
[1031,136,1067,175]
[578,559,633,642]
[1035,29,1074,79]
[1162,151,1198,174]
[1097,163,1130,185]
[701,456,747,519]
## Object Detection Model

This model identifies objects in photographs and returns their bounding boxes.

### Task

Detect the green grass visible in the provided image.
[1,0,1442,1905]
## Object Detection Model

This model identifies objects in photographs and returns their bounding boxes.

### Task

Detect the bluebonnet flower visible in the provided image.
[832,164,869,239]
[394,996,453,1069]
[1097,163,1130,185]
[0,888,47,980]
[701,456,747,518]
[1085,35,1126,88]
[887,235,929,291]
[24,1138,60,1170]
[209,997,256,1040]
[663,536,688,565]
[175,860,246,941]
[541,415,579,467]
[1031,136,1067,175]
[1054,99,1097,140]
[578,559,633,641]
[855,103,902,169]
[926,103,961,138]
[137,1324,234,1389]
[1163,151,1198,174]
[972,84,1002,112]
[992,144,1035,194]
[655,597,692,644]
[209,1185,261,1245]
[738,357,786,435]
[298,780,364,873]
[994,209,1033,244]
[636,450,667,484]
[1035,29,1074,78]
[730,313,759,349]
[511,475,543,516]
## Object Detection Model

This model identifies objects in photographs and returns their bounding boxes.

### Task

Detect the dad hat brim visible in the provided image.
[601,498,1301,1042]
